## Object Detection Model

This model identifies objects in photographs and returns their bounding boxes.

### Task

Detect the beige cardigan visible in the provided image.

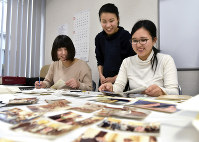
[43,59,92,91]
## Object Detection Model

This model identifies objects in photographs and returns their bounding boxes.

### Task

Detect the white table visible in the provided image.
[0,91,198,142]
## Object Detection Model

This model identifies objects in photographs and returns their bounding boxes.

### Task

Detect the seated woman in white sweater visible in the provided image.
[99,20,179,96]
[35,35,92,90]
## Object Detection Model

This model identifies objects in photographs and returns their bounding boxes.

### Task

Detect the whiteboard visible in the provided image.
[159,0,199,69]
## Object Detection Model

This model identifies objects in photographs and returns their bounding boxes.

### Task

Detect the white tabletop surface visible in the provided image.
[0,90,198,142]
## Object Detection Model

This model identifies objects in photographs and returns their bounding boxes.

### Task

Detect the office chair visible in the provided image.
[92,80,96,91]
[40,65,50,78]
[178,85,182,95]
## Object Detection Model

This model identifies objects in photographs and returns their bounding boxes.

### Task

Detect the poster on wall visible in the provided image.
[73,10,90,62]
[57,24,68,36]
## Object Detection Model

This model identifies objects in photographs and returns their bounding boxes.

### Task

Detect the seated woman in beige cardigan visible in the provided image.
[35,35,92,91]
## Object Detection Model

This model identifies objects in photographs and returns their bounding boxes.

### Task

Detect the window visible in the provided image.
[0,0,45,77]
[0,0,7,76]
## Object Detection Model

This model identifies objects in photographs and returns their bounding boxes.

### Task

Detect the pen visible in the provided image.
[39,77,40,86]
[70,90,82,92]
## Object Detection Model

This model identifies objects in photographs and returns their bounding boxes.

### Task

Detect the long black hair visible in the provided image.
[131,20,160,72]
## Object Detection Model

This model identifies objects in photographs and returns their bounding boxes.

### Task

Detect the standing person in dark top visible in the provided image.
[95,3,136,87]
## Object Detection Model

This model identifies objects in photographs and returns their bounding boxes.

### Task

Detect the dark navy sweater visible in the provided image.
[95,26,136,78]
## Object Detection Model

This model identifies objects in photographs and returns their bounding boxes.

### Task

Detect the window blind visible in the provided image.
[2,0,45,77]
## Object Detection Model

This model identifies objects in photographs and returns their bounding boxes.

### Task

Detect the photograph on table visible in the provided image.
[7,97,38,105]
[126,100,177,113]
[95,106,150,119]
[45,99,71,104]
[156,95,192,102]
[90,97,132,105]
[69,102,106,113]
[74,128,157,142]
[48,111,82,124]
[11,117,78,139]
[28,100,70,113]
[98,117,160,134]
[48,111,103,126]
[0,108,41,124]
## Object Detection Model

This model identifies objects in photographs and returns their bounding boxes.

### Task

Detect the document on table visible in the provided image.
[123,86,147,95]
[0,85,21,94]
[177,94,199,111]
[101,86,147,97]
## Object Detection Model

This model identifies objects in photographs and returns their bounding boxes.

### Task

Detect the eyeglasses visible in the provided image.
[129,39,149,45]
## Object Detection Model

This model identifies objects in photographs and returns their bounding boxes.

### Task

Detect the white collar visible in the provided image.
[136,50,154,64]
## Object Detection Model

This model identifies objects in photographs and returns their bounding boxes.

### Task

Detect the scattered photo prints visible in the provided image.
[127,100,177,113]
[11,117,78,139]
[74,128,157,142]
[0,108,41,124]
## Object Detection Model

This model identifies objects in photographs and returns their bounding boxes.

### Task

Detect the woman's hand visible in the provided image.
[104,76,117,84]
[35,81,46,89]
[144,84,165,97]
[65,78,80,89]
[100,75,106,84]
[98,82,113,92]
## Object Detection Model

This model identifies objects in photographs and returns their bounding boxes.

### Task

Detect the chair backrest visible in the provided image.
[92,80,96,91]
[178,85,182,95]
[40,65,50,78]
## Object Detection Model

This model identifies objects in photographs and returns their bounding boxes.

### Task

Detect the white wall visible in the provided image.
[45,0,158,88]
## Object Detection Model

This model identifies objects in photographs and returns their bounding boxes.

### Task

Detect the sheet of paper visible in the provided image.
[50,79,65,89]
[0,86,21,94]
[123,86,147,94]
[177,94,199,111]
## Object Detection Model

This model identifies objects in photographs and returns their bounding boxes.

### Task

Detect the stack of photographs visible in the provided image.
[69,102,106,113]
[95,106,150,119]
[74,128,157,142]
[28,100,71,113]
[126,100,177,113]
[98,117,160,134]
[11,117,78,139]
[0,108,41,124]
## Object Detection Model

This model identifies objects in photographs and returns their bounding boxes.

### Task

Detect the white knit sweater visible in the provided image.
[113,50,179,95]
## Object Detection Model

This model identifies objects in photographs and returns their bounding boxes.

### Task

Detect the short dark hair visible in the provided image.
[99,3,119,23]
[131,20,160,72]
[51,35,76,61]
